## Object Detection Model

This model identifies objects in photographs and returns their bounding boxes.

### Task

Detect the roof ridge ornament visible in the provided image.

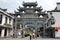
[22,1,38,7]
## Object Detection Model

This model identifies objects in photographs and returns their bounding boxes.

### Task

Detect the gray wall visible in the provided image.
[53,12,60,27]
[48,12,60,27]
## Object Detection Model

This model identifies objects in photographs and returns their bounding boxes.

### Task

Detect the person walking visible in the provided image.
[29,33,32,40]
[33,32,35,38]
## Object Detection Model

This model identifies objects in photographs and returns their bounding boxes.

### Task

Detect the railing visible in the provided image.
[4,23,12,28]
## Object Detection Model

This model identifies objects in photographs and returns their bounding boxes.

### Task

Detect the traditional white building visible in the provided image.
[47,2,60,38]
[0,8,14,37]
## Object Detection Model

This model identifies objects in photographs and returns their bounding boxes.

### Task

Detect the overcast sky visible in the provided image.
[0,0,60,13]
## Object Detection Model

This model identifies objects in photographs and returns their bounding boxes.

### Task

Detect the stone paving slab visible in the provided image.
[0,37,60,40]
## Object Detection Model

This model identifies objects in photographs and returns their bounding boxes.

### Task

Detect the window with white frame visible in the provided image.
[0,15,2,24]
[9,18,11,23]
[5,17,7,23]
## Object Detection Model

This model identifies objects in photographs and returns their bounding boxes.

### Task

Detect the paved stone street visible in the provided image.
[0,37,60,40]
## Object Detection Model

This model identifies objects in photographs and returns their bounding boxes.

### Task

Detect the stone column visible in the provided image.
[43,23,46,38]
[35,21,37,38]
[21,25,24,38]
[1,29,5,37]
[14,18,17,38]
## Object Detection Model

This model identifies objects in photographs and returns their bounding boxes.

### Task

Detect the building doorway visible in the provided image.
[4,29,7,37]
[0,29,1,37]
